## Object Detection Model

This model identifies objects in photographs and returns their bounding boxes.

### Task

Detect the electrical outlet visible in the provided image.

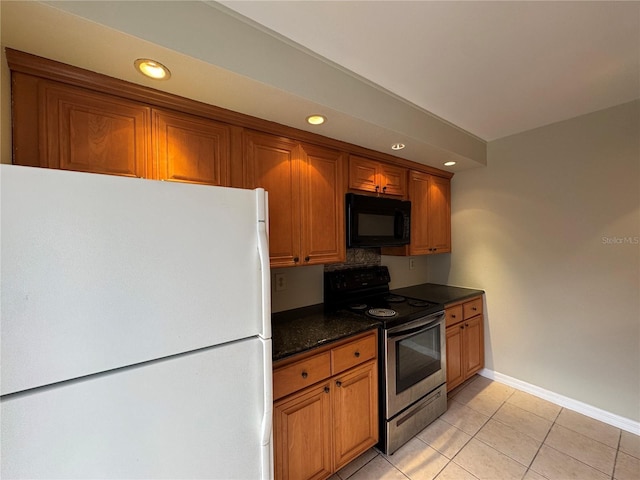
[409,258,415,270]
[275,273,287,292]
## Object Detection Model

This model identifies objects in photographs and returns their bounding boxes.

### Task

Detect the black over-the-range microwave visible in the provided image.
[346,193,411,248]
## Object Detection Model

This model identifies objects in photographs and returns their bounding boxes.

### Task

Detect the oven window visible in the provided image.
[396,325,441,393]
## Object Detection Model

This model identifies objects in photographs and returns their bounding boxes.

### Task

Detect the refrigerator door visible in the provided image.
[1,165,269,395]
[1,337,269,479]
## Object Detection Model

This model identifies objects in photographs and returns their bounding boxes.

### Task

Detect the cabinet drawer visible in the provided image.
[463,297,483,320]
[445,305,463,327]
[273,352,331,400]
[331,333,376,375]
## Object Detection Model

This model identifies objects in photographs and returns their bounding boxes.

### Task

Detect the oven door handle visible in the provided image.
[388,322,437,339]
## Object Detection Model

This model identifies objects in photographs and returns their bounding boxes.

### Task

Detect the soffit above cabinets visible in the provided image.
[1,1,484,171]
[5,2,638,172]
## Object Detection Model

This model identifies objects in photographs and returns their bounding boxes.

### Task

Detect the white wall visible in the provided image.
[428,100,640,422]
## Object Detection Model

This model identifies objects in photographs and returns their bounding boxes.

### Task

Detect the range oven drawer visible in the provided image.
[383,383,447,455]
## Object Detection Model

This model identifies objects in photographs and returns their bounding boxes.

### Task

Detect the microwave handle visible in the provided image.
[394,210,405,239]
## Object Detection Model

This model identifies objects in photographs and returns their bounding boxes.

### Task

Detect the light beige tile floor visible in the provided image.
[329,375,640,480]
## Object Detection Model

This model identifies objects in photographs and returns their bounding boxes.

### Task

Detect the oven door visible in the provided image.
[384,312,446,418]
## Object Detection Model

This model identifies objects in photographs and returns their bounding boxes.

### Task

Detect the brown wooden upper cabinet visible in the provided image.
[382,170,451,256]
[409,171,451,254]
[11,73,231,186]
[348,155,407,197]
[243,131,346,268]
[12,73,152,177]
[153,109,230,185]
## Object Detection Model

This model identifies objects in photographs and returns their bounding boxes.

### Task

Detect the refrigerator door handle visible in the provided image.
[259,337,274,480]
[256,189,271,340]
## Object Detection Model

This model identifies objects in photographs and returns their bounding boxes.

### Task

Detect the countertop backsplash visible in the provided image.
[271,249,432,313]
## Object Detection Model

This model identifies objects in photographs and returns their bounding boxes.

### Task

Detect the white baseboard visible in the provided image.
[479,369,640,436]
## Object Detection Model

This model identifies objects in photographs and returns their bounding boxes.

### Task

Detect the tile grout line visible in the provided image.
[610,429,622,480]
[345,377,638,480]
[440,380,619,480]
[440,386,518,479]
[524,406,562,480]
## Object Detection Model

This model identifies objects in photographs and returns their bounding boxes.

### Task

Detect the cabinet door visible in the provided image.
[332,361,378,470]
[378,163,407,196]
[463,315,484,378]
[274,383,332,480]
[408,171,431,255]
[446,324,464,391]
[300,144,345,265]
[348,155,379,193]
[427,175,451,253]
[153,110,230,185]
[244,131,301,268]
[44,83,151,177]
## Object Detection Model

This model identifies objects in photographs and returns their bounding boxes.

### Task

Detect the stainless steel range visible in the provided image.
[324,266,447,454]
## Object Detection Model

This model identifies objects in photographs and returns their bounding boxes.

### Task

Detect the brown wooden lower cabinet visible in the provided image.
[445,295,485,391]
[274,382,333,480]
[273,331,378,480]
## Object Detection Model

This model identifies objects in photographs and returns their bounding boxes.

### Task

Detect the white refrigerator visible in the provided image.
[0,164,273,479]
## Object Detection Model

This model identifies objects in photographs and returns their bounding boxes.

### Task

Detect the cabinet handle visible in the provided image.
[460,325,464,329]
[472,307,478,311]
[301,371,308,379]
[293,256,299,263]
[354,351,360,358]
[382,186,387,193]
[451,314,456,319]
[335,381,342,387]
[375,185,380,192]
[465,323,469,327]
[324,386,330,394]
[304,256,310,262]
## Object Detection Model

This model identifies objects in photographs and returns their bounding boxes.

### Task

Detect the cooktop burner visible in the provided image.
[367,308,397,318]
[324,266,444,328]
[349,303,369,311]
[408,299,432,307]
[384,295,405,303]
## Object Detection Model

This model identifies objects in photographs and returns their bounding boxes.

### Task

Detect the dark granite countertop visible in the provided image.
[271,304,380,362]
[390,283,484,305]
[271,284,484,362]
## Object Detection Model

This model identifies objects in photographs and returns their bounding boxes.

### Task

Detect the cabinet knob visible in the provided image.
[335,381,342,387]
[354,351,360,358]
[293,256,299,263]
[301,371,308,379]
[460,325,464,329]
[472,306,478,311]
[375,185,380,192]
[465,323,469,327]
[382,186,387,193]
[451,314,456,318]
[324,386,330,394]
[304,256,310,262]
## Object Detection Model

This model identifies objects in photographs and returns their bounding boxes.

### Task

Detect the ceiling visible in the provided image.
[1,1,639,172]
[218,1,640,142]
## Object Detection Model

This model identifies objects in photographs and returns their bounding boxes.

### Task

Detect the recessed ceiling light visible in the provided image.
[444,161,457,166]
[306,115,326,125]
[134,58,171,80]
[391,143,405,151]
